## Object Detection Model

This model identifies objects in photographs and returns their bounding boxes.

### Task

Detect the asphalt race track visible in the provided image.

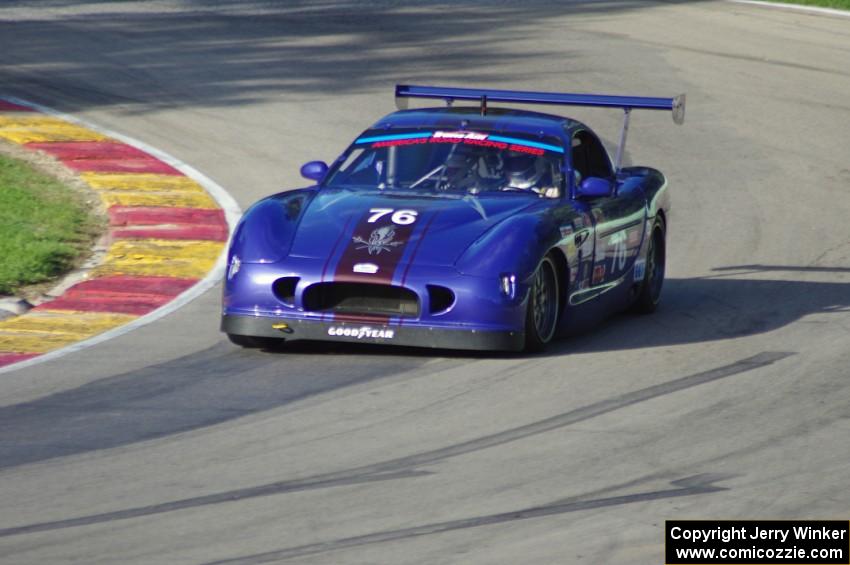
[1,2,849,563]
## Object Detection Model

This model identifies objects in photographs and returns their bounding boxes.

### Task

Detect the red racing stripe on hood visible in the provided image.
[334,212,417,285]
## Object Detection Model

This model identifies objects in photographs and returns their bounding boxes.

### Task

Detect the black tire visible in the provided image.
[632,219,666,314]
[524,255,560,352]
[226,333,282,349]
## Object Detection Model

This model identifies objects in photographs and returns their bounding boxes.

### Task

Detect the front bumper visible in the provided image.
[221,314,525,352]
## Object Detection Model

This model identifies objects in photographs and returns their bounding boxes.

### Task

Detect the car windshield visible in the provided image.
[324,130,564,196]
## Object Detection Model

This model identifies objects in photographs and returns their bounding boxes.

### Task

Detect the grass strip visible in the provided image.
[0,154,100,295]
[770,0,850,9]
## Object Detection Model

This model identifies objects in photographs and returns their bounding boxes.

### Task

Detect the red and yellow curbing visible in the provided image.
[0,100,234,368]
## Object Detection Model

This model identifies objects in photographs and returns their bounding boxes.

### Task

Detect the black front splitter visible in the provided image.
[221,314,525,352]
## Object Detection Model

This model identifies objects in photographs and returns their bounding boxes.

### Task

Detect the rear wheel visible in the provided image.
[632,219,666,314]
[524,255,560,352]
[227,334,282,349]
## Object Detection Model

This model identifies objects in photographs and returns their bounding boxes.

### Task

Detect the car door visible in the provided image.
[572,130,646,288]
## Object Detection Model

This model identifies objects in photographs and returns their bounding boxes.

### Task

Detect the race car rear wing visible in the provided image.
[395,84,686,171]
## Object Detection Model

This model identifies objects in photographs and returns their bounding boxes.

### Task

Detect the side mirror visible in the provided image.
[576,177,612,198]
[300,160,328,182]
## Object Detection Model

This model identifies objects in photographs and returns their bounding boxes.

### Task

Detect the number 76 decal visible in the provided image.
[368,208,418,225]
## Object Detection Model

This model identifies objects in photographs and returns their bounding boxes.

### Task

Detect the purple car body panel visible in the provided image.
[222,87,680,351]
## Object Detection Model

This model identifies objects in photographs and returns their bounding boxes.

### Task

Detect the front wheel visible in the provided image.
[524,255,560,352]
[632,219,666,314]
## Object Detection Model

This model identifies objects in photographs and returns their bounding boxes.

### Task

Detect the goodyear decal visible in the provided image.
[328,325,395,339]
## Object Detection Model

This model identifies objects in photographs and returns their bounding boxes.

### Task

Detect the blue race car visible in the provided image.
[222,85,685,352]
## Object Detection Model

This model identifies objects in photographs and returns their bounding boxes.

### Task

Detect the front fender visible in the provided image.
[230,189,316,263]
[454,211,559,281]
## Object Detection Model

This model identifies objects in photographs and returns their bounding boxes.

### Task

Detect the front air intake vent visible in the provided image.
[427,285,455,314]
[303,282,419,318]
[272,277,299,305]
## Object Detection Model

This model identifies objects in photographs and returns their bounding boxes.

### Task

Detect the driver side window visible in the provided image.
[571,130,613,183]
[329,147,385,186]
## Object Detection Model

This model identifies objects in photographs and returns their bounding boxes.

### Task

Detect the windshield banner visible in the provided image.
[356,131,564,155]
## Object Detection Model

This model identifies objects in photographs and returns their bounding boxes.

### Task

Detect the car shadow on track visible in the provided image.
[554,267,850,356]
[0,338,470,470]
[0,267,841,471]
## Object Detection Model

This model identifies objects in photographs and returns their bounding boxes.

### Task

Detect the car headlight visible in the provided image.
[499,273,517,299]
[227,254,241,280]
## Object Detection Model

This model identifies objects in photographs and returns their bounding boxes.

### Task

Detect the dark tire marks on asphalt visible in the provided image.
[0,351,792,539]
[203,474,733,564]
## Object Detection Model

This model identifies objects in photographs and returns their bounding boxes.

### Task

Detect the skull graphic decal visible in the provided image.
[353,226,405,255]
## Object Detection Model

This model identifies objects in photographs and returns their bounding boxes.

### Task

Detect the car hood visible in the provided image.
[287,189,539,267]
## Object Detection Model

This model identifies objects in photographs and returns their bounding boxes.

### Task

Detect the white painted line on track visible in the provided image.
[728,0,850,18]
[0,96,243,375]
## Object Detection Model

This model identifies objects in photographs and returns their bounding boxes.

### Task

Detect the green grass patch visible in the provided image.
[0,154,100,295]
[771,0,850,9]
